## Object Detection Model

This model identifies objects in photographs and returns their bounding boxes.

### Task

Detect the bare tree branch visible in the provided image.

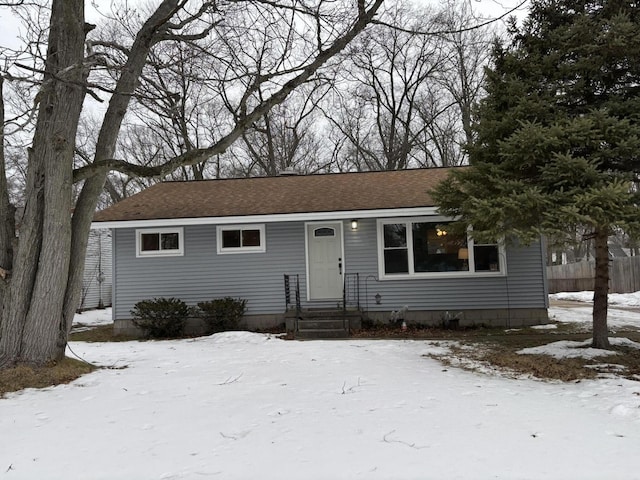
[74,0,384,181]
[372,0,528,36]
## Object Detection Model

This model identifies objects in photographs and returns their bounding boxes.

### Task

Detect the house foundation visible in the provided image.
[363,307,549,328]
[113,307,548,337]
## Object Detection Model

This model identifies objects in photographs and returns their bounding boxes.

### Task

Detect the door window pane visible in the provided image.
[314,227,335,237]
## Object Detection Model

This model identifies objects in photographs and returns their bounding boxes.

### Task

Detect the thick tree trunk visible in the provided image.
[592,227,610,349]
[61,0,184,339]
[0,77,16,324]
[0,77,15,273]
[0,0,87,367]
[0,0,382,369]
[0,1,186,367]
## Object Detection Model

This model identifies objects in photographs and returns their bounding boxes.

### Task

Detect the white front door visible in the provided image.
[306,222,344,300]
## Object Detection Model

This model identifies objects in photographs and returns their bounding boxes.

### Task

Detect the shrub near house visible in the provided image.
[131,297,248,338]
[131,298,190,339]
[198,297,247,334]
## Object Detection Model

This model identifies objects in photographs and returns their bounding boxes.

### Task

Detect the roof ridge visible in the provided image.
[159,166,459,184]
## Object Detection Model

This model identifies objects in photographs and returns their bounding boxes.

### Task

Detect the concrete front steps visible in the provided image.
[287,309,362,339]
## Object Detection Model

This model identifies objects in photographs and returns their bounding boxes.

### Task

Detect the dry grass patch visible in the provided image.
[479,347,598,381]
[427,343,597,382]
[595,345,640,380]
[70,324,136,342]
[356,321,640,382]
[428,337,640,382]
[0,358,95,398]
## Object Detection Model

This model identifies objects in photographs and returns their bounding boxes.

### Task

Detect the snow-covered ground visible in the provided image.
[551,290,640,307]
[1,297,639,479]
[72,307,113,330]
[549,291,640,332]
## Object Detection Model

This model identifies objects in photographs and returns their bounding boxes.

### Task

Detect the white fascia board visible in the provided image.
[91,206,440,229]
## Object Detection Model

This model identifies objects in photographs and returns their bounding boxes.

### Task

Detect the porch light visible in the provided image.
[351,219,358,231]
[375,293,382,304]
[436,228,447,237]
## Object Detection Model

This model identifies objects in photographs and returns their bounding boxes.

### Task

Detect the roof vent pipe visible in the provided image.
[278,168,300,176]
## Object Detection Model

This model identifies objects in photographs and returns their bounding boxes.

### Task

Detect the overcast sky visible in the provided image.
[0,0,527,51]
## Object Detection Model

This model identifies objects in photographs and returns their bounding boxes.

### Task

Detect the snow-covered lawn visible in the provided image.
[1,297,640,479]
[551,290,640,307]
[518,337,640,359]
[72,308,113,330]
[549,291,640,332]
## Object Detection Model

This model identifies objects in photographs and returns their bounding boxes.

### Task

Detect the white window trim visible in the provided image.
[216,224,266,254]
[376,217,506,280]
[136,227,184,258]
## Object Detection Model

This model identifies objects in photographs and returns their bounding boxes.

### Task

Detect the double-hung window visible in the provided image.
[378,219,503,278]
[217,224,265,254]
[136,228,184,257]
[382,223,409,274]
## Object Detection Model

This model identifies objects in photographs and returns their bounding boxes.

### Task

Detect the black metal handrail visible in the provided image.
[284,274,301,332]
[343,273,360,332]
[343,272,360,311]
[342,273,360,331]
[284,274,301,312]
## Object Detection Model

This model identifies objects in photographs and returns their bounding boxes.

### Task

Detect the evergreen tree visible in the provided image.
[432,0,640,348]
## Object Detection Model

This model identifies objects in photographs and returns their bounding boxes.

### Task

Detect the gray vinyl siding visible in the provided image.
[347,219,547,314]
[113,223,307,319]
[112,218,547,320]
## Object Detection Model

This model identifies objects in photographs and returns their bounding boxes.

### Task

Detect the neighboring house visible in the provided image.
[14,207,113,312]
[92,168,549,336]
[79,228,112,310]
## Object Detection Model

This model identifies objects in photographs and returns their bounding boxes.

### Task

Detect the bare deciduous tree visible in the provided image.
[326,2,449,171]
[433,0,492,153]
[0,0,383,368]
[324,0,495,171]
[228,85,332,177]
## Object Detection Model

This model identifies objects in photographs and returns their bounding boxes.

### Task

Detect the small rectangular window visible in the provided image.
[217,225,266,254]
[136,228,184,257]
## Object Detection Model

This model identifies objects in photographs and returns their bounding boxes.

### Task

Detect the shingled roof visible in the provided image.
[93,168,455,224]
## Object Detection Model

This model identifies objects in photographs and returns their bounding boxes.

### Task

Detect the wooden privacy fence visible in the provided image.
[547,256,640,294]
